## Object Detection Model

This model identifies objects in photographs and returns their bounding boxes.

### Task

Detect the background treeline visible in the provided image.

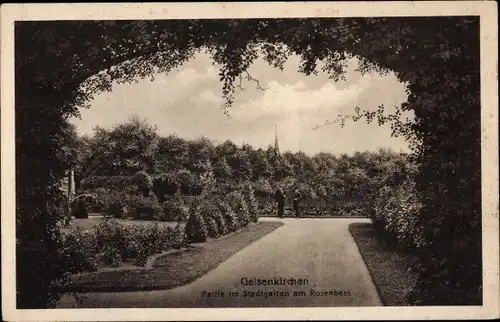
[72,116,418,220]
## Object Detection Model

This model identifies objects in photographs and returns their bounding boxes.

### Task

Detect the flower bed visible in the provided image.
[61,218,187,273]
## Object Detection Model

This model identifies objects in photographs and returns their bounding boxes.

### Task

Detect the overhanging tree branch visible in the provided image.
[237,70,269,92]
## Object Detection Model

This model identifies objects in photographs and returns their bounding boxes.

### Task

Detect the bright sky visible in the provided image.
[71,51,412,156]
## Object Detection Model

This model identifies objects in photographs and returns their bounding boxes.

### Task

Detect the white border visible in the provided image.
[1,2,498,321]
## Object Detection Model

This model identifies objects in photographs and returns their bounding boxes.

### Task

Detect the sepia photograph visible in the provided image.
[1,2,499,321]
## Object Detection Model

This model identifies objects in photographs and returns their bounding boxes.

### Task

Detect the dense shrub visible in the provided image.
[184,209,208,243]
[158,196,189,221]
[213,212,228,236]
[218,200,239,232]
[15,186,72,308]
[98,245,123,267]
[255,196,274,215]
[152,173,181,201]
[237,199,251,228]
[171,223,188,249]
[226,191,251,228]
[95,190,163,220]
[198,196,231,237]
[373,181,425,250]
[60,227,98,273]
[133,170,153,195]
[243,184,259,223]
[93,218,127,266]
[175,169,204,196]
[77,187,108,213]
[72,199,89,219]
[206,217,220,238]
[253,178,273,197]
[198,199,221,218]
[124,223,172,265]
[101,190,130,218]
[128,194,161,220]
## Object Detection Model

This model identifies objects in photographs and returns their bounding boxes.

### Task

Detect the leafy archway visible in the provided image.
[15,17,481,307]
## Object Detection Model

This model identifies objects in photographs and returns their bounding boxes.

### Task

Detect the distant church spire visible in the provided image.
[274,123,280,156]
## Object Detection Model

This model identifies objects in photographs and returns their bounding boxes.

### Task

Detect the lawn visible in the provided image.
[65,221,283,292]
[349,222,419,306]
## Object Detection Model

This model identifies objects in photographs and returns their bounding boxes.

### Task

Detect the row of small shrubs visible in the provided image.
[184,185,260,243]
[61,218,187,272]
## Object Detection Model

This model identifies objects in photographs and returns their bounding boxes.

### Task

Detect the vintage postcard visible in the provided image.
[1,1,499,321]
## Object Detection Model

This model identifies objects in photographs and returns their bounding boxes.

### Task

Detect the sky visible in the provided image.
[71,50,412,156]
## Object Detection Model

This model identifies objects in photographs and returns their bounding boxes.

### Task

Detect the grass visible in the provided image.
[65,221,283,293]
[349,222,419,306]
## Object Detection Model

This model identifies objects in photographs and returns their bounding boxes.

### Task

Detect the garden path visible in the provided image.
[57,217,382,307]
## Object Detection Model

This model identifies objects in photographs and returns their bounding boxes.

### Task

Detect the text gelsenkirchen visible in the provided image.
[241,277,309,286]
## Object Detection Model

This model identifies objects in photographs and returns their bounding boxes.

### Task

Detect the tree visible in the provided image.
[213,156,232,180]
[157,134,189,173]
[216,140,238,157]
[175,169,198,196]
[196,159,216,191]
[73,134,93,191]
[57,122,81,170]
[82,116,159,177]
[266,144,279,166]
[274,157,294,181]
[229,149,253,181]
[187,137,214,169]
[250,149,273,179]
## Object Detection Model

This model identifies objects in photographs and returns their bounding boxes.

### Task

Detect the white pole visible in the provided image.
[69,168,75,200]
